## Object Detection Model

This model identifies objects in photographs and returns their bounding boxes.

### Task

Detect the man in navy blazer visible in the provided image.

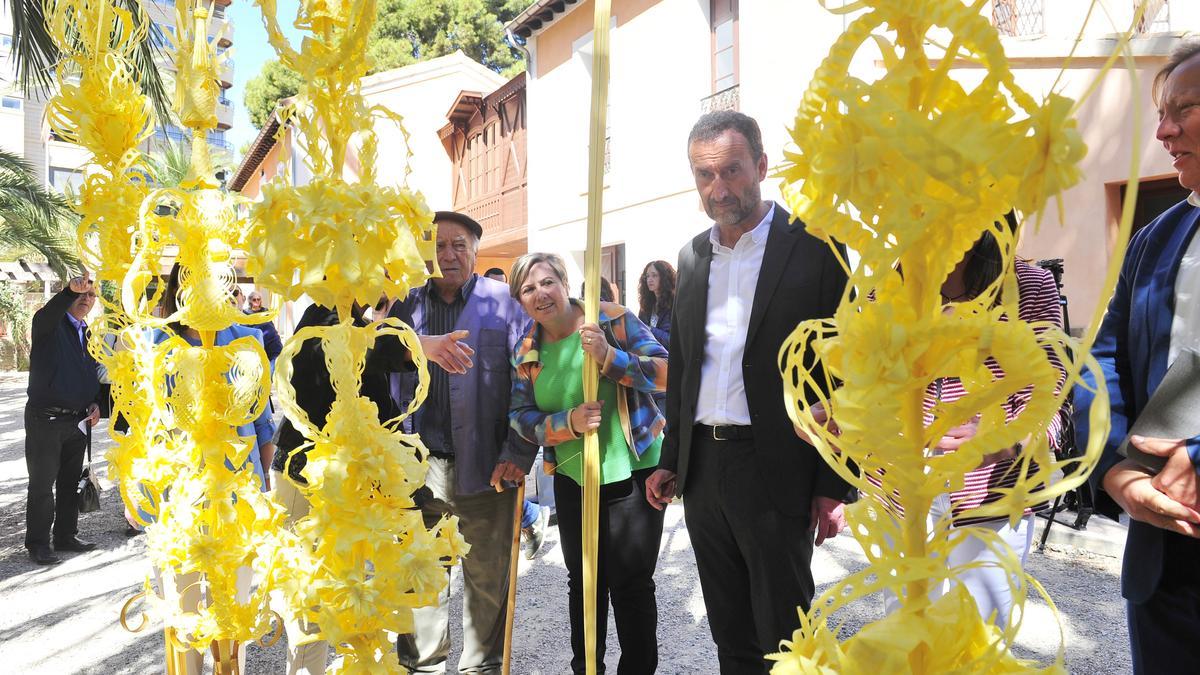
[1076,40,1200,673]
[24,273,102,565]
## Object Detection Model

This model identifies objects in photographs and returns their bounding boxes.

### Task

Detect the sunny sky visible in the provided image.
[226,0,303,157]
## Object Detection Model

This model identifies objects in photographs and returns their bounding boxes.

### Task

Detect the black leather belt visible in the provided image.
[36,406,85,420]
[696,423,754,441]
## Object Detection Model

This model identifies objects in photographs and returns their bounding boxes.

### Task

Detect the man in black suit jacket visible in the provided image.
[646,111,850,673]
[24,272,102,565]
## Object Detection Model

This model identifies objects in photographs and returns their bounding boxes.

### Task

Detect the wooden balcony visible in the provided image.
[459,187,528,257]
[441,73,529,258]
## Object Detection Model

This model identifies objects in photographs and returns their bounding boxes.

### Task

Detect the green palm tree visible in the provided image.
[146,138,235,189]
[0,150,81,280]
[146,138,193,188]
[3,0,172,121]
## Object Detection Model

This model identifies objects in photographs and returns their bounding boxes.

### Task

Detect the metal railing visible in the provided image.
[701,84,740,114]
[155,127,190,144]
[992,0,1044,37]
[1135,0,1170,34]
[150,128,230,153]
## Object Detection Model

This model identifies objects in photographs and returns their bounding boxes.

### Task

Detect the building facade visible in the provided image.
[509,0,1197,330]
[231,51,509,337]
[439,72,529,275]
[1,0,236,192]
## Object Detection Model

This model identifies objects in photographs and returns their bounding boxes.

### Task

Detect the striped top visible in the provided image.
[421,276,476,455]
[870,260,1067,526]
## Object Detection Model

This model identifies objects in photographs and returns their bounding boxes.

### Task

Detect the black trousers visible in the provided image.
[555,467,665,675]
[684,435,814,674]
[24,408,87,549]
[1128,531,1200,675]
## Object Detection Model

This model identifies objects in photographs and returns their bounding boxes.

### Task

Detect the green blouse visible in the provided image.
[533,332,661,486]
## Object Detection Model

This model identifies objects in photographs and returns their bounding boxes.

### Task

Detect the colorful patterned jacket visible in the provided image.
[510,300,667,469]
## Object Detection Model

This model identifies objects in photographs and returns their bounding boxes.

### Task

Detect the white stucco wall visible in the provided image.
[523,0,1194,324]
[977,55,1177,327]
[361,53,506,212]
[0,107,23,155]
[525,0,712,292]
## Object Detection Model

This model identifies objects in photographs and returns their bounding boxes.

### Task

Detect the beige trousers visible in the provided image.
[396,457,519,674]
[272,469,330,674]
[156,566,252,674]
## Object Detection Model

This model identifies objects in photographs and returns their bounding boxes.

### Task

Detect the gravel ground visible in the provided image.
[0,372,1131,673]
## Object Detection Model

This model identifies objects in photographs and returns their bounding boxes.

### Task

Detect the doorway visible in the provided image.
[601,243,626,306]
[1120,175,1191,238]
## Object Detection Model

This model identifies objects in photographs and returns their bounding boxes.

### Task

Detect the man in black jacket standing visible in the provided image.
[24,272,102,565]
[645,112,850,672]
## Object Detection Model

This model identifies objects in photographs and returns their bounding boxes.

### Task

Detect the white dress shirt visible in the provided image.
[1169,192,1200,365]
[695,203,774,426]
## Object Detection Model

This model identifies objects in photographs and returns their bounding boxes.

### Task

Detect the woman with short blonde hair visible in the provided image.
[507,252,667,674]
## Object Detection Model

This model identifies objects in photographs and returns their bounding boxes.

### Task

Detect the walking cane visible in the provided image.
[501,480,526,675]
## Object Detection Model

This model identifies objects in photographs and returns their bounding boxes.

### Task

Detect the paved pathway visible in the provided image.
[0,373,1132,673]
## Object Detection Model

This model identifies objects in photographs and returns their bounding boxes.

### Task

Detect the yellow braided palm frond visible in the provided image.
[244,4,455,661]
[771,1,1115,672]
[270,318,465,672]
[47,0,287,657]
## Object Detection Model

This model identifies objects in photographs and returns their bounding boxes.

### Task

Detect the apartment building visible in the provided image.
[0,0,236,192]
[141,0,237,156]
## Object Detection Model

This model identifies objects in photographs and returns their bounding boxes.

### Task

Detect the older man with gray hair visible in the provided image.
[390,210,536,674]
[1077,39,1200,672]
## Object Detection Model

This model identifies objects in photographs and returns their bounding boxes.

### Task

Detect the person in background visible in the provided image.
[144,265,275,675]
[244,290,283,364]
[155,267,275,492]
[581,276,618,304]
[24,272,103,565]
[509,252,667,674]
[875,214,1067,628]
[456,266,547,556]
[637,260,676,347]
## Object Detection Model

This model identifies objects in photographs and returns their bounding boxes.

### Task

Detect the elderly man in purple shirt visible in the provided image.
[390,211,536,674]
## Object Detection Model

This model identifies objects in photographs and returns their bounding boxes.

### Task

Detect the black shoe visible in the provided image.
[53,537,96,552]
[125,525,144,537]
[29,546,61,565]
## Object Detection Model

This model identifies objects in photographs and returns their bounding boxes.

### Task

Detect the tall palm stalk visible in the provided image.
[0,150,81,279]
